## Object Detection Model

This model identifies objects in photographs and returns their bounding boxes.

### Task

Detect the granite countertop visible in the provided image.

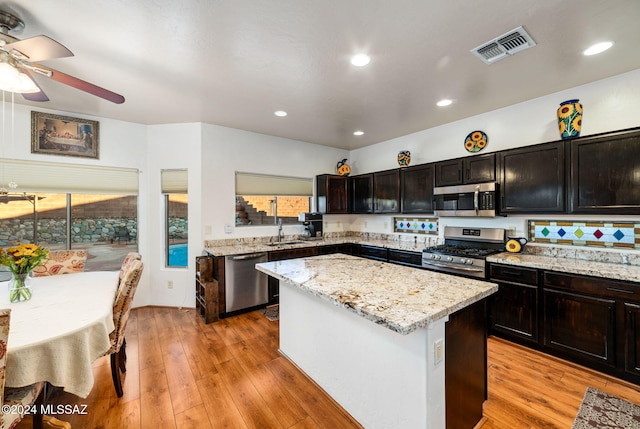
[487,252,640,283]
[255,253,498,335]
[204,236,429,257]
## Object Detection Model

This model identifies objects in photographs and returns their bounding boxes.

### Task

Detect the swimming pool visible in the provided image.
[168,243,188,267]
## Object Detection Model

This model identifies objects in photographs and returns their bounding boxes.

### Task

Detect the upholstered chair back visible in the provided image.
[118,252,141,281]
[106,260,143,355]
[0,309,9,405]
[33,249,88,277]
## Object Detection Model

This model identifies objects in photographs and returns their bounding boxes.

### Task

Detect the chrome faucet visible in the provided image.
[277,219,284,242]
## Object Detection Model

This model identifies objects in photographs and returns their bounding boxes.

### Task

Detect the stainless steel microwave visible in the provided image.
[433,182,498,217]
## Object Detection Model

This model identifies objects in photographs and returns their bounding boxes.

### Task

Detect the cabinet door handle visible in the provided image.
[607,287,634,295]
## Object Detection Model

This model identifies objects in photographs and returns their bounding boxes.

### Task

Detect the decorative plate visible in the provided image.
[464,130,488,153]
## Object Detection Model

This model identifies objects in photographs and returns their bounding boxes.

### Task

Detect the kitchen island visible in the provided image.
[255,253,498,429]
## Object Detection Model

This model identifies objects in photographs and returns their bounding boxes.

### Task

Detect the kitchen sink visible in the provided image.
[266,241,305,247]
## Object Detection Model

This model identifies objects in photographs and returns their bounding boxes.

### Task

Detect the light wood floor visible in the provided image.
[17,306,640,429]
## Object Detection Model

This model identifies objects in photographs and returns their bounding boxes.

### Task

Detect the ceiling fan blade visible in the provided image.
[17,66,49,102]
[31,64,125,104]
[3,35,73,62]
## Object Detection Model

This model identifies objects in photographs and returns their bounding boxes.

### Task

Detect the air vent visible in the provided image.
[471,26,536,64]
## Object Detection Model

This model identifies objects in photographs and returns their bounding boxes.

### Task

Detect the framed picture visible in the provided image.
[31,111,99,159]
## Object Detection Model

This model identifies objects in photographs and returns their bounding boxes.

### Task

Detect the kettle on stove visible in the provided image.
[506,236,528,253]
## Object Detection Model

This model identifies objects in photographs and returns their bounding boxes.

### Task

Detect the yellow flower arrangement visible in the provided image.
[0,243,50,275]
[0,244,49,302]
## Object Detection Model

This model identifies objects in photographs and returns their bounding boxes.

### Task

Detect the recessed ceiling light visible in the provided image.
[274,110,287,117]
[436,99,453,107]
[353,130,364,136]
[350,54,371,67]
[583,41,613,56]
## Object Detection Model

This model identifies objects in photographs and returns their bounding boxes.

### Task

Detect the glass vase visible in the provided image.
[9,272,32,303]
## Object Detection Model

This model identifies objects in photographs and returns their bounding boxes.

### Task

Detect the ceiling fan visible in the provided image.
[0,10,124,104]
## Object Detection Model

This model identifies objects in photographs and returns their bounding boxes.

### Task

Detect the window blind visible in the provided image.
[161,169,188,194]
[0,158,139,194]
[235,172,312,196]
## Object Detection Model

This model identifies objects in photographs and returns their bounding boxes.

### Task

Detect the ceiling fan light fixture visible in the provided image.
[0,62,39,93]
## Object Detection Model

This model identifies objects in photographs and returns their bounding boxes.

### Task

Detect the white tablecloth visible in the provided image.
[1,271,119,398]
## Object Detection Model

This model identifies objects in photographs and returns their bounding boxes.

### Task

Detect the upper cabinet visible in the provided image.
[569,128,640,214]
[401,163,434,214]
[435,153,495,187]
[374,169,400,213]
[316,174,349,214]
[351,173,374,214]
[499,141,565,213]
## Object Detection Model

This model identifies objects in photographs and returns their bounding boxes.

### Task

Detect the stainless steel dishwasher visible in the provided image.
[224,252,269,313]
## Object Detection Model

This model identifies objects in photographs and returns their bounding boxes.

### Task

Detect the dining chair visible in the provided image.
[104,259,143,397]
[32,249,88,277]
[118,252,141,281]
[0,309,45,429]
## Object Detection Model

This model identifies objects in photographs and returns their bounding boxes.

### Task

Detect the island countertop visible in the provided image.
[255,253,498,335]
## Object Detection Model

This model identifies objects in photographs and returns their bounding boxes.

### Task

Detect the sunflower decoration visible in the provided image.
[557,99,583,139]
[464,130,488,153]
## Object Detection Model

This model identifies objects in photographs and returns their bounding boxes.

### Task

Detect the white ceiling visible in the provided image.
[4,0,640,150]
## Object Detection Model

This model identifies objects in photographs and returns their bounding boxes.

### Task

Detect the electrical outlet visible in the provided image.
[434,339,444,365]
[167,280,174,289]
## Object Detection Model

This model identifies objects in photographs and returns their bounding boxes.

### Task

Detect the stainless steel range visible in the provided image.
[422,226,506,278]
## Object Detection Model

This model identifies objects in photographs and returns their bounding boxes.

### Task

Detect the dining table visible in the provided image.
[0,271,119,398]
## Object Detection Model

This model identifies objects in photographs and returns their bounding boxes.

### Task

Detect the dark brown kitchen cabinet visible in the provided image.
[624,303,640,377]
[543,287,616,367]
[387,249,423,268]
[488,263,539,344]
[195,255,219,324]
[541,270,640,379]
[316,174,349,214]
[569,128,640,214]
[400,163,434,213]
[358,245,388,261]
[499,141,565,213]
[435,153,495,187]
[351,174,373,213]
[374,169,400,213]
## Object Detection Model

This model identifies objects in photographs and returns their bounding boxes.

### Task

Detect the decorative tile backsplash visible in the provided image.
[394,218,439,235]
[528,220,640,249]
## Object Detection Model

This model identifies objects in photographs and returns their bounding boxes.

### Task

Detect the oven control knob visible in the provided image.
[446,256,453,262]
[464,259,473,265]
[432,254,441,260]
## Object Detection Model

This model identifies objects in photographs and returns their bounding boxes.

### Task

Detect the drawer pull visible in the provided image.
[607,287,634,295]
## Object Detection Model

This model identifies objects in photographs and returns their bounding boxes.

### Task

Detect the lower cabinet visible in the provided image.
[196,254,223,324]
[624,303,640,377]
[387,249,423,268]
[543,288,615,367]
[490,262,640,384]
[489,264,539,344]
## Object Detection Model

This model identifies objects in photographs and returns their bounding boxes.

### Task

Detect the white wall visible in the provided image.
[144,123,202,308]
[200,123,348,241]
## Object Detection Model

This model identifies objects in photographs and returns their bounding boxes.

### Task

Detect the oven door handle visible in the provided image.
[422,260,485,272]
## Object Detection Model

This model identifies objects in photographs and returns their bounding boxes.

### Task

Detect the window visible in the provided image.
[0,193,138,271]
[162,169,188,267]
[235,172,312,226]
[0,159,139,272]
